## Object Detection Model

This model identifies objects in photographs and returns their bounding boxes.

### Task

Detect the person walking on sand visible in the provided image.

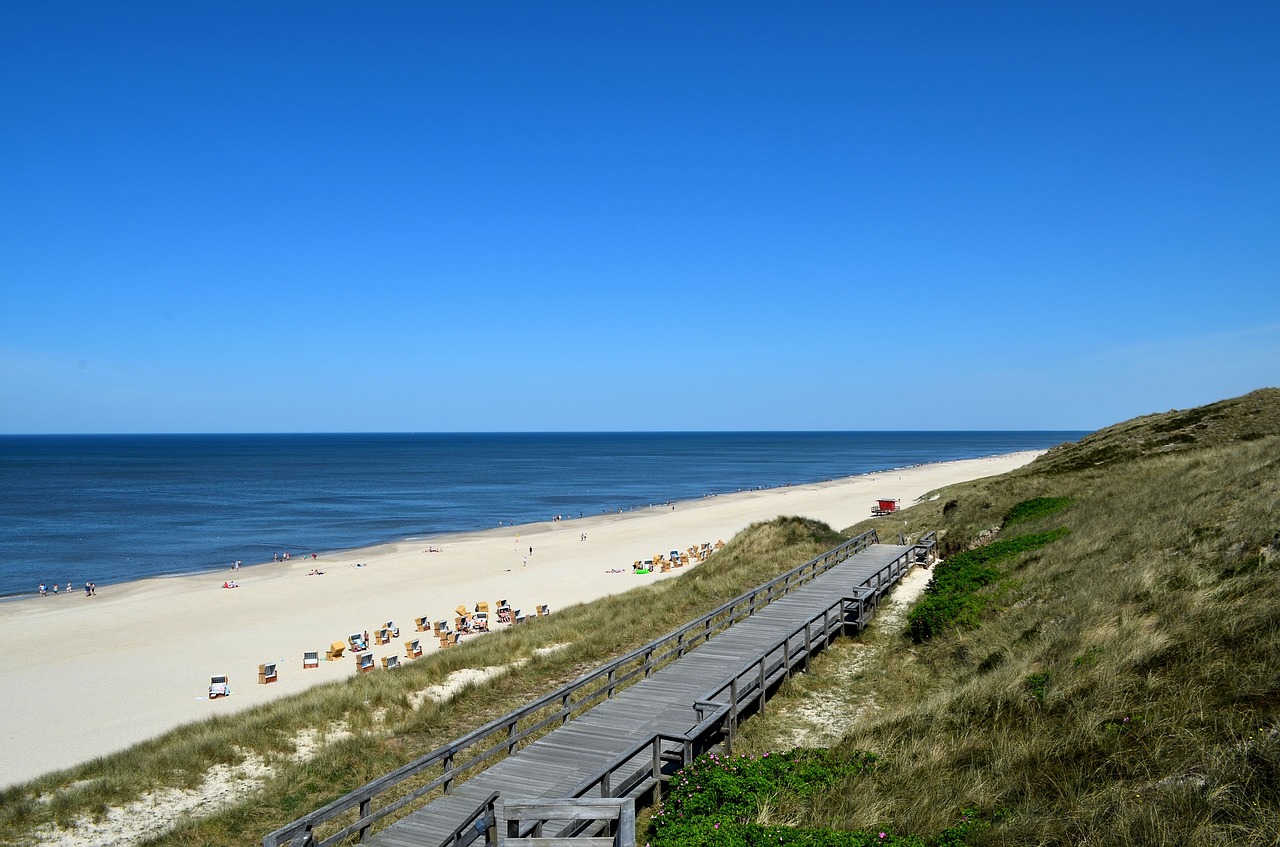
[39,583,46,597]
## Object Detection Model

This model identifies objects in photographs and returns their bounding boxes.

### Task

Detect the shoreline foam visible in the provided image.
[0,450,1042,788]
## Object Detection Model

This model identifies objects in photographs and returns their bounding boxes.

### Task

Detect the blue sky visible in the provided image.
[2,2,1277,433]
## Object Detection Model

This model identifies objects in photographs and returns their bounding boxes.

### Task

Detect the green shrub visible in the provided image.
[1024,671,1051,701]
[651,749,994,846]
[652,749,881,846]
[907,528,1070,643]
[1002,496,1072,527]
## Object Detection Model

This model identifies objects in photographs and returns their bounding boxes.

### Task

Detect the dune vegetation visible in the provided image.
[3,388,1277,847]
[0,517,849,846]
[686,388,1280,846]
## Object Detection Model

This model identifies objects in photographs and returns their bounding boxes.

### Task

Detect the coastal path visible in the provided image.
[264,529,935,847]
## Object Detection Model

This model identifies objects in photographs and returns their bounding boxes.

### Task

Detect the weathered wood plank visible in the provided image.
[349,542,917,847]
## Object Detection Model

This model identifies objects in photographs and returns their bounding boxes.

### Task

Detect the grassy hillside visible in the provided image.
[0,517,847,847]
[6,389,1276,847]
[716,389,1280,846]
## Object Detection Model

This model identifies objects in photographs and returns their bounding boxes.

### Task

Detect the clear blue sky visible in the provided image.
[2,2,1277,433]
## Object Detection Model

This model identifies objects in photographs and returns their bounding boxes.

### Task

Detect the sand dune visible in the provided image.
[0,451,1039,788]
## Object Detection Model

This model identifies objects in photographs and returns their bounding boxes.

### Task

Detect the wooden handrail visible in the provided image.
[442,792,499,847]
[264,529,880,847]
[453,540,921,847]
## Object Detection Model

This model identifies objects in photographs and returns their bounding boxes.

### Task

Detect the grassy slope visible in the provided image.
[733,388,1280,845]
[7,389,1278,846]
[0,518,847,847]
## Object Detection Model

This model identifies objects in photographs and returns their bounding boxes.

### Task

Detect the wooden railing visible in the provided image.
[691,541,917,752]
[263,530,881,847]
[441,793,498,847]
[498,798,636,847]
[495,538,926,847]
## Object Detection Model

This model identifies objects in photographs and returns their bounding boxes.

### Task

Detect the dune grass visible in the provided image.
[0,516,851,846]
[719,395,1280,845]
[8,389,1279,847]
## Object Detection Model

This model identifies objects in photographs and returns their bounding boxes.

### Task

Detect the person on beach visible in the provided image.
[85,582,91,596]
[39,583,46,596]
[52,583,58,595]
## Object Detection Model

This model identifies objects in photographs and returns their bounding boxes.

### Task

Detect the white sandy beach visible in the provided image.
[0,451,1040,788]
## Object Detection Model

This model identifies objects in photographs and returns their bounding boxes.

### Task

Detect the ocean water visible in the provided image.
[0,432,1084,598]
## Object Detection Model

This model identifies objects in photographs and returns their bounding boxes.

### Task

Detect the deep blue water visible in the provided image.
[0,432,1084,597]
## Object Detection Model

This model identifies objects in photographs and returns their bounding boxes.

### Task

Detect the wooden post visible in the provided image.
[619,798,637,847]
[483,795,497,846]
[652,738,662,805]
[730,676,739,749]
[358,796,372,843]
[804,623,812,672]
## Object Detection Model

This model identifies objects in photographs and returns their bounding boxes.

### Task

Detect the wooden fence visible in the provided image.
[264,529,937,847]
[477,534,935,846]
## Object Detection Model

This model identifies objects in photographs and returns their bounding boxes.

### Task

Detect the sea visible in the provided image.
[0,431,1085,598]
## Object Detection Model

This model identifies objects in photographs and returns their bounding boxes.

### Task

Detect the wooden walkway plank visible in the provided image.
[357,542,917,847]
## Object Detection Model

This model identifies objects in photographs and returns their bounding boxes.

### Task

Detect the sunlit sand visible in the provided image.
[0,451,1040,788]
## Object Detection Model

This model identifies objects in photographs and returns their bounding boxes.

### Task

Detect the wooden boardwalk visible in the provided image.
[365,542,916,847]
